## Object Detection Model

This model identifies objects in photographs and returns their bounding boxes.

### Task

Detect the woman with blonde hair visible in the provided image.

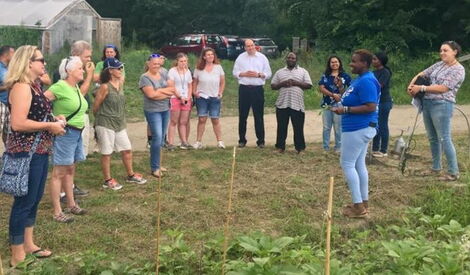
[45,56,89,223]
[167,52,192,149]
[192,48,225,149]
[4,45,65,266]
[139,54,177,177]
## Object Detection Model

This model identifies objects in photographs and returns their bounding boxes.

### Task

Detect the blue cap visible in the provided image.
[103,57,124,69]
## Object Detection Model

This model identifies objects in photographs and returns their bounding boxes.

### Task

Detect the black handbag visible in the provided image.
[413,75,431,100]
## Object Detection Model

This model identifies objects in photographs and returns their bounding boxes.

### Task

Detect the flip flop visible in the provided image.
[10,255,36,269]
[31,248,53,258]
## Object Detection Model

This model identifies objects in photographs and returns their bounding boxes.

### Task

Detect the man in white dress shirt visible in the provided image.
[233,39,272,148]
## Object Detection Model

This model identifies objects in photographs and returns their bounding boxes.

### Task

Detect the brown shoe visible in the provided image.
[342,203,368,218]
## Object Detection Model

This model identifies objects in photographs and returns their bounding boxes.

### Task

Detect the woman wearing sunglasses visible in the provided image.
[93,58,147,189]
[4,46,65,266]
[139,54,177,178]
[44,56,89,223]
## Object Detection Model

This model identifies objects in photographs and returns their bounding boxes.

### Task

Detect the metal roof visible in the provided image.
[0,0,100,29]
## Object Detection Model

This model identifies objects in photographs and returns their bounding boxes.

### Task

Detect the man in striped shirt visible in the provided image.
[271,52,312,154]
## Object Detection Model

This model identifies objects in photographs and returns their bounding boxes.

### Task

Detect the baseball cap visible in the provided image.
[103,57,124,69]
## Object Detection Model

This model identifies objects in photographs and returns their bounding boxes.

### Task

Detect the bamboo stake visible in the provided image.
[155,150,164,274]
[221,146,237,275]
[0,253,4,275]
[325,176,334,275]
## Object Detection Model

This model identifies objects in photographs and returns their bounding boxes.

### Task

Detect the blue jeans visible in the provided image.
[322,109,341,150]
[372,101,393,153]
[422,99,459,175]
[341,127,376,203]
[196,97,221,118]
[9,153,49,245]
[145,110,170,172]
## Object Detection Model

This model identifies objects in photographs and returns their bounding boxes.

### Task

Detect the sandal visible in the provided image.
[53,212,74,223]
[30,248,52,258]
[160,167,168,172]
[418,168,441,177]
[151,169,163,178]
[438,174,460,182]
[67,205,87,215]
[10,255,36,269]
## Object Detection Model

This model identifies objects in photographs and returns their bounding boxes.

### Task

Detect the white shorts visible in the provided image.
[95,126,132,155]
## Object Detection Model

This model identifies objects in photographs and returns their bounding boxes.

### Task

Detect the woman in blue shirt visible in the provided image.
[318,56,351,152]
[331,49,380,218]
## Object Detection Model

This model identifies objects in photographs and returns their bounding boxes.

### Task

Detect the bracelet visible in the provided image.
[343,106,350,114]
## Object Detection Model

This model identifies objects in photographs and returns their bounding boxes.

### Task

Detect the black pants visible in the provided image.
[275,107,305,151]
[238,85,265,145]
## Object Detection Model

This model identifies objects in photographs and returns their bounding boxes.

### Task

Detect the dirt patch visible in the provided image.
[120,105,470,151]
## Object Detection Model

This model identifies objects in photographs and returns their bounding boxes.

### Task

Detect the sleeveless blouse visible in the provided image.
[5,83,53,154]
[94,83,126,131]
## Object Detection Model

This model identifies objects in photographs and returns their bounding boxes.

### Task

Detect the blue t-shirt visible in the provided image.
[318,72,352,107]
[341,71,380,132]
[0,62,8,104]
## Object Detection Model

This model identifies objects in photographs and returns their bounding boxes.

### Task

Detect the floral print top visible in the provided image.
[5,83,53,154]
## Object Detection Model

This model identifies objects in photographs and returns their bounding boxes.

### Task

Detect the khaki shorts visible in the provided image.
[95,126,132,155]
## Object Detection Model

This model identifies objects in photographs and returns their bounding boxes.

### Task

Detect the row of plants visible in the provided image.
[22,207,470,274]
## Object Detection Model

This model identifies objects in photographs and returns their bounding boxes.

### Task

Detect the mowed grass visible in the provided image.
[1,134,469,271]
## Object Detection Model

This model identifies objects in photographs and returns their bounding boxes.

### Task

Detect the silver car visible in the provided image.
[252,38,279,58]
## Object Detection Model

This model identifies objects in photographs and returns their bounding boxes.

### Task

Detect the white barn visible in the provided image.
[0,0,121,53]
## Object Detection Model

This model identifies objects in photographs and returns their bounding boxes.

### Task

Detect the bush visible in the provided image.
[0,26,41,47]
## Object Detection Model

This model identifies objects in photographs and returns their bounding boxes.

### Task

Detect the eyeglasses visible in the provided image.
[31,58,46,64]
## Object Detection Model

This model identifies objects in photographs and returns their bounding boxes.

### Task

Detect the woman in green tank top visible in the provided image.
[93,58,147,190]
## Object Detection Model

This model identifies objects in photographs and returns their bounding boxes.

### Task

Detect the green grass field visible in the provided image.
[1,135,469,273]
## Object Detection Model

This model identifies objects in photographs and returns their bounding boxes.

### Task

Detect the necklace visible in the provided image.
[177,68,186,94]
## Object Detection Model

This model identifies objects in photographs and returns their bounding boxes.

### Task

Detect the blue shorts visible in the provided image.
[52,127,86,165]
[196,97,221,118]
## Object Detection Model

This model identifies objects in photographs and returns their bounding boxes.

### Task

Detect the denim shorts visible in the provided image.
[196,97,221,118]
[52,127,86,165]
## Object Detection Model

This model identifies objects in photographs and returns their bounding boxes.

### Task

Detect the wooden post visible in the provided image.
[0,253,4,275]
[156,154,163,274]
[325,177,334,275]
[221,147,237,275]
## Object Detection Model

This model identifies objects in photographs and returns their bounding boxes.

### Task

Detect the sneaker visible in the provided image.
[73,185,89,197]
[102,178,123,190]
[166,144,176,151]
[193,141,203,149]
[238,142,246,148]
[257,143,265,149]
[126,173,147,184]
[53,212,74,223]
[217,141,226,149]
[179,143,189,150]
[65,205,87,215]
[372,151,387,158]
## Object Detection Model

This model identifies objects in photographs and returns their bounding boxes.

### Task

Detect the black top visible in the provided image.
[373,68,392,103]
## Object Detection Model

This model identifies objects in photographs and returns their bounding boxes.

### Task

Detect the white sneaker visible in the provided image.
[193,141,203,149]
[217,141,226,149]
[372,151,387,158]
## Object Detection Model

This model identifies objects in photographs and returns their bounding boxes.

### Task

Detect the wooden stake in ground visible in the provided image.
[0,253,4,275]
[221,146,237,275]
[325,176,334,275]
[155,152,164,275]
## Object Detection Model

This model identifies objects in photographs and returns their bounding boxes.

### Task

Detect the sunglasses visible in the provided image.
[148,53,165,60]
[64,56,72,72]
[31,57,46,64]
